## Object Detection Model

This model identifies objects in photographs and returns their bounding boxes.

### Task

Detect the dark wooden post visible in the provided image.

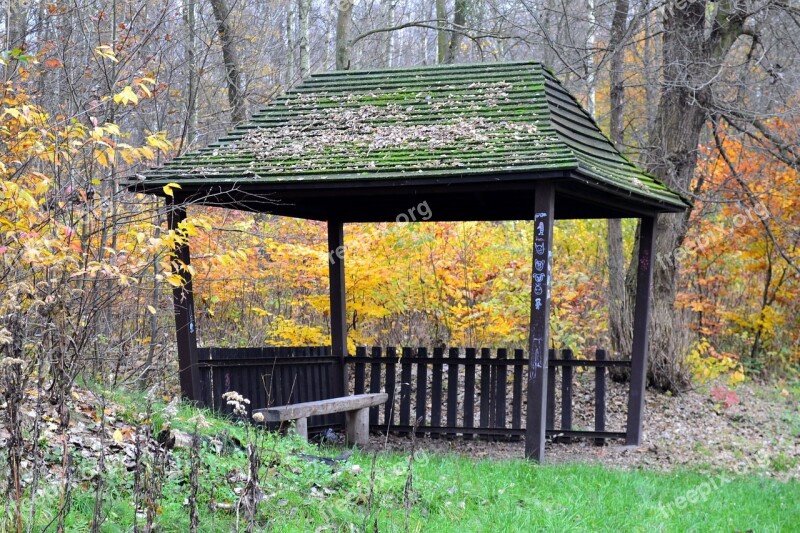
[594,348,606,446]
[560,348,573,443]
[526,182,555,462]
[626,216,656,445]
[546,349,556,430]
[167,201,201,402]
[328,220,349,397]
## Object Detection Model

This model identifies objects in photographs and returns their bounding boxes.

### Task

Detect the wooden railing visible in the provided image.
[196,346,344,430]
[348,346,630,442]
[196,345,632,442]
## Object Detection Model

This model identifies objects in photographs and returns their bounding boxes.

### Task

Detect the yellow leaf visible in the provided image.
[95,44,119,63]
[162,182,181,197]
[147,132,173,151]
[96,149,109,168]
[119,149,136,164]
[165,273,184,287]
[139,146,155,160]
[113,85,139,106]
[147,305,157,315]
[112,429,123,443]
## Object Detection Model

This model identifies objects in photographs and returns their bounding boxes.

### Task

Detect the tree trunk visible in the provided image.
[382,0,395,67]
[436,0,448,64]
[606,0,630,362]
[210,0,247,125]
[585,0,597,116]
[287,0,296,82]
[626,0,750,391]
[323,0,335,69]
[182,0,198,151]
[298,0,311,77]
[5,0,27,51]
[442,0,467,64]
[335,0,353,70]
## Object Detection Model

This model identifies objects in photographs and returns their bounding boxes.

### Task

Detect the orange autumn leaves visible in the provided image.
[683,120,800,375]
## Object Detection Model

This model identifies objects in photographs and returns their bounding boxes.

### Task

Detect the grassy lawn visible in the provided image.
[18,394,800,532]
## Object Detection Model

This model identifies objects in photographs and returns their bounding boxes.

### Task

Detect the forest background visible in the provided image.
[1,0,799,403]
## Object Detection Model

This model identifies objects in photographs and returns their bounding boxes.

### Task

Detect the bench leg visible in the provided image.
[345,408,369,446]
[293,417,308,441]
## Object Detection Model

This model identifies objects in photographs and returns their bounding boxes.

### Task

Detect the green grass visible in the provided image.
[14,394,800,532]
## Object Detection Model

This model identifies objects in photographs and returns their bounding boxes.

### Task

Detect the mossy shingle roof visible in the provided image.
[130,61,689,213]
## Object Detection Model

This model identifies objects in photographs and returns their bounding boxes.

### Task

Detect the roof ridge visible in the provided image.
[307,60,544,79]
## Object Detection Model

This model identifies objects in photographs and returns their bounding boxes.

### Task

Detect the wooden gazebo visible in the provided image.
[128,61,689,461]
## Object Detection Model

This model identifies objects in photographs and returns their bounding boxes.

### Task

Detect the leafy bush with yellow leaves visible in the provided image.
[686,339,745,386]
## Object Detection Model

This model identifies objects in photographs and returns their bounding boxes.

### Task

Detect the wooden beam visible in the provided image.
[253,393,388,421]
[167,201,201,402]
[328,220,349,395]
[626,216,656,445]
[525,182,555,462]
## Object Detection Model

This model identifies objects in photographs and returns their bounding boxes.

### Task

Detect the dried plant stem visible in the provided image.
[188,423,200,533]
[90,397,107,532]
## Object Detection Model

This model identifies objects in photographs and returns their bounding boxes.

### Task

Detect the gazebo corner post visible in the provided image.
[327,220,349,397]
[167,198,201,403]
[525,182,555,462]
[625,215,657,445]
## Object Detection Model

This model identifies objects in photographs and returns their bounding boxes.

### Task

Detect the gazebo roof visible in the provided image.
[128,61,689,221]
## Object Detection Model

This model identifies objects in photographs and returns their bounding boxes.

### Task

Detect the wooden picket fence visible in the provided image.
[348,346,629,442]
[195,345,631,442]
[196,346,345,430]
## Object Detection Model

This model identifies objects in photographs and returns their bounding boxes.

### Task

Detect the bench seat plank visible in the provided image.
[254,393,388,423]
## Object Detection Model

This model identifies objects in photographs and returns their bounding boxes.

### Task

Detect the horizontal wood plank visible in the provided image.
[254,393,388,422]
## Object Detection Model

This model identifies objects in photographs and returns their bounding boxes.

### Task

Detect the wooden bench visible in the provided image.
[253,393,387,446]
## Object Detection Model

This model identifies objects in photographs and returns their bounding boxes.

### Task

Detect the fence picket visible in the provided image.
[447,348,460,438]
[430,347,444,439]
[463,348,477,439]
[479,347,492,440]
[400,347,413,436]
[511,348,524,441]
[354,346,366,395]
[546,348,556,430]
[495,348,508,439]
[385,347,397,427]
[415,347,428,437]
[595,349,606,446]
[560,348,573,442]
[369,347,382,425]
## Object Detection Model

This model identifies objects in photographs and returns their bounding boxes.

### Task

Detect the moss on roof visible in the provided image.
[133,61,688,210]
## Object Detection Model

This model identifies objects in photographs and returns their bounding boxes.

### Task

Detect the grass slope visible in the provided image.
[17,390,800,532]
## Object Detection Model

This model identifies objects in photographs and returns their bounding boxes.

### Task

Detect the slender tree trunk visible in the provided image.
[436,0,448,64]
[5,0,27,52]
[585,0,596,116]
[382,0,395,67]
[443,0,467,64]
[335,0,353,70]
[643,11,658,145]
[298,0,311,77]
[210,0,247,125]
[287,0,297,82]
[323,0,335,69]
[183,0,198,149]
